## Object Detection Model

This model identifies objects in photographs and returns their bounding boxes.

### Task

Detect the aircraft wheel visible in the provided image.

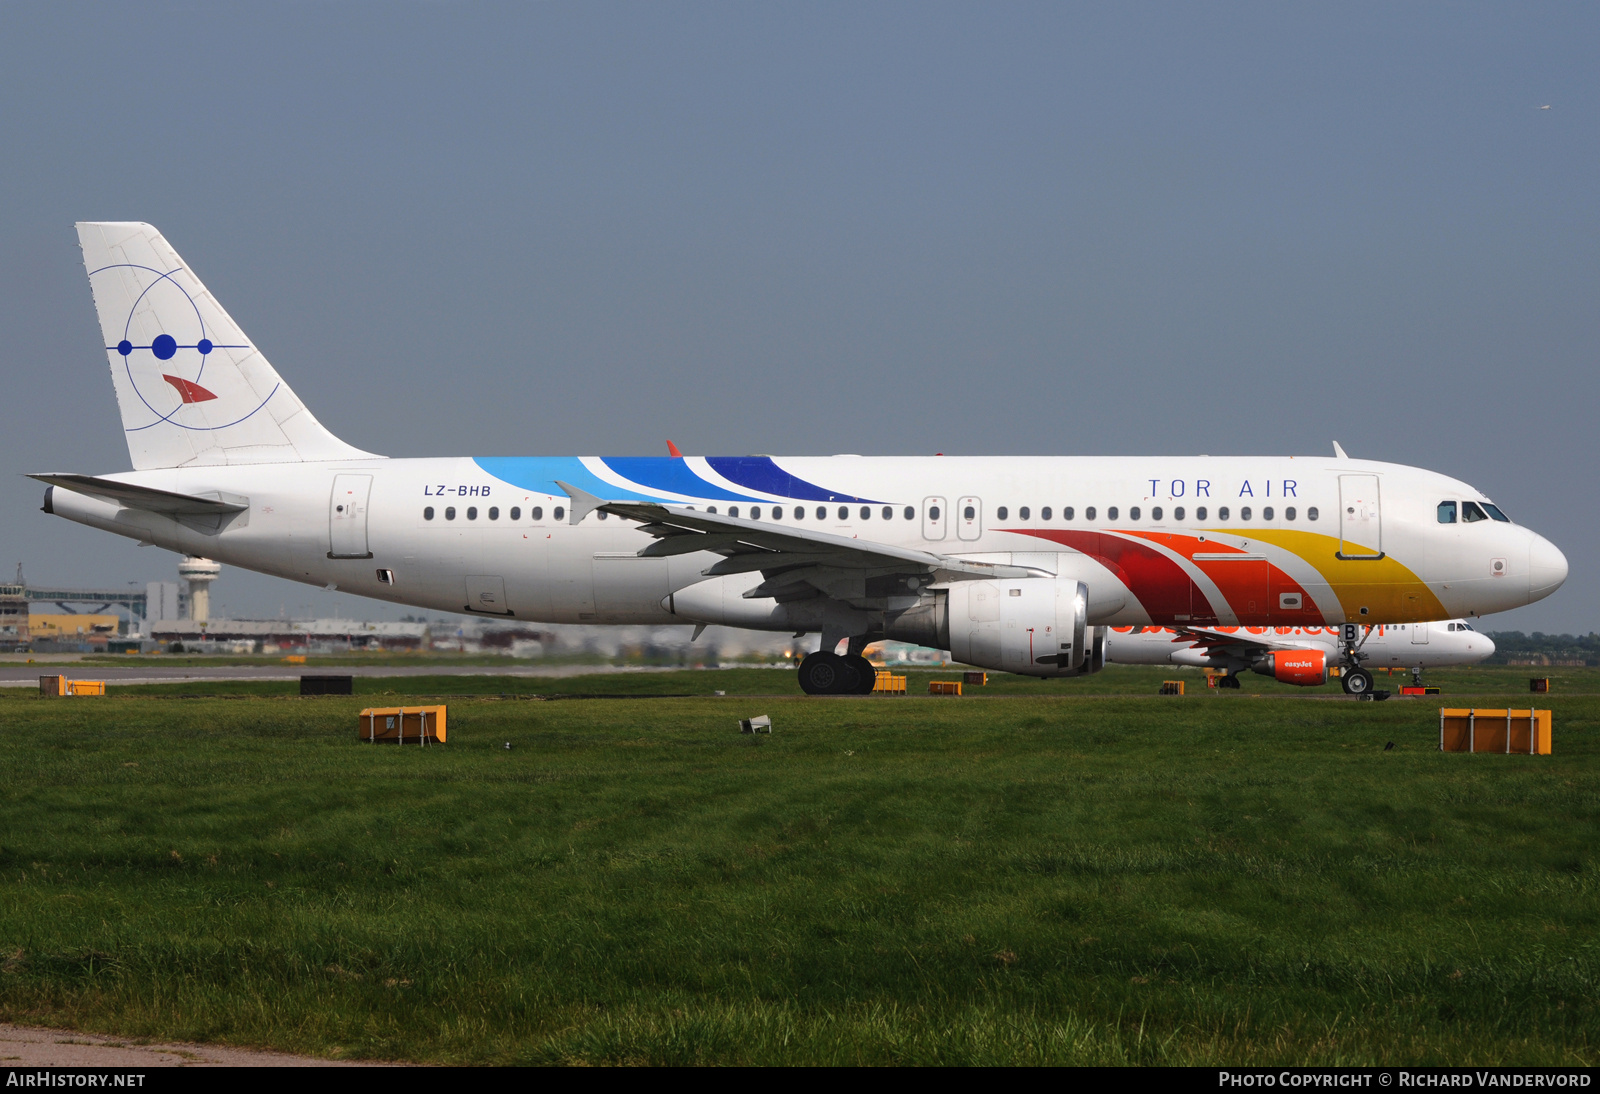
[798,652,846,695]
[1341,668,1374,696]
[848,655,878,694]
[1219,674,1241,690]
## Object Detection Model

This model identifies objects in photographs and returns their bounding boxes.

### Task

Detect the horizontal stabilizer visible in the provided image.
[29,473,247,516]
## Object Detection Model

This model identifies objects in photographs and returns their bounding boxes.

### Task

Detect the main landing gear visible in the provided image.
[1217,673,1242,690]
[798,651,877,695]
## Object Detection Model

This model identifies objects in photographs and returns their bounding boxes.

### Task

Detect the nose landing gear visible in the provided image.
[1338,623,1376,696]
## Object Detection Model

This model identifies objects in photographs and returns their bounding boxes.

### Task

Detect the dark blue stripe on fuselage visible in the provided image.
[706,457,880,503]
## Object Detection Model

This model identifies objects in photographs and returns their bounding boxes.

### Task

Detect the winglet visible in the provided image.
[666,439,684,458]
[553,480,606,525]
[1332,441,1349,459]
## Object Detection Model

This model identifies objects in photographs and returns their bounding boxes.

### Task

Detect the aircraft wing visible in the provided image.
[1171,625,1305,653]
[558,481,1045,608]
[29,473,248,516]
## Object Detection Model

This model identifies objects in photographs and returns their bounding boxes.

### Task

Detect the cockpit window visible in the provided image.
[1482,503,1511,523]
[1462,501,1489,523]
[1437,501,1457,524]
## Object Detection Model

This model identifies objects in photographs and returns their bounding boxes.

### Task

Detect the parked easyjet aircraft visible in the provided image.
[37,224,1568,696]
[1106,619,1493,687]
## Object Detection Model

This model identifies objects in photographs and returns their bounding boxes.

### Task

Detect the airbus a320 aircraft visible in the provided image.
[1105,619,1493,687]
[36,224,1568,696]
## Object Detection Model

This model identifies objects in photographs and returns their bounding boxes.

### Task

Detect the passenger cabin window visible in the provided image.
[1240,507,1251,521]
[1129,506,1140,520]
[488,507,499,520]
[707,506,718,514]
[729,506,739,518]
[1173,506,1184,520]
[1064,507,1075,520]
[1107,507,1118,520]
[1152,506,1162,521]
[1462,501,1489,523]
[903,506,914,520]
[817,506,828,520]
[1483,503,1511,522]
[993,506,1004,520]
[795,506,805,520]
[1218,506,1229,521]
[928,505,940,520]
[837,506,848,520]
[1307,507,1318,521]
[881,506,893,520]
[467,507,478,520]
[531,506,543,520]
[1084,507,1095,520]
[1041,506,1052,520]
[1437,501,1457,524]
[510,507,521,520]
[1019,506,1030,520]
[445,507,457,520]
[1263,506,1273,520]
[553,506,565,521]
[424,506,435,520]
[1196,506,1207,520]
[860,506,871,520]
[1285,507,1296,521]
[771,507,782,520]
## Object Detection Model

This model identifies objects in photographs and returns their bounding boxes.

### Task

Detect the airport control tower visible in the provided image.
[178,557,220,624]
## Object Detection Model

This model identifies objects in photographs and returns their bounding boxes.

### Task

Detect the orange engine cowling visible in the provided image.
[1268,648,1327,686]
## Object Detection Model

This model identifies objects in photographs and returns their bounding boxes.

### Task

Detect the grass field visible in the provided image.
[0,666,1595,1065]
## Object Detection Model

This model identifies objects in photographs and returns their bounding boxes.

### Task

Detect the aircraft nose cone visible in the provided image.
[1528,534,1568,603]
[1477,632,1496,662]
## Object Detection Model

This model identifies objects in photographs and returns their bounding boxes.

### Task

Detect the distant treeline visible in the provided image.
[1483,631,1600,666]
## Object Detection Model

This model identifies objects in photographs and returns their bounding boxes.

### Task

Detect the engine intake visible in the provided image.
[886,578,1099,677]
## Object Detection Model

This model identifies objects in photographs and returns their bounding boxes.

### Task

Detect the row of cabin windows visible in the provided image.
[703,504,919,521]
[423,505,565,522]
[993,504,1320,523]
[1437,500,1511,524]
[423,502,1325,524]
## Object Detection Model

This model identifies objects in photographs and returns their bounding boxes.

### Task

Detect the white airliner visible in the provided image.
[1105,620,1493,688]
[36,224,1568,696]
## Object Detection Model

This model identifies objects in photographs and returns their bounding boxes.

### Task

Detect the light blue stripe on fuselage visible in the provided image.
[472,456,666,501]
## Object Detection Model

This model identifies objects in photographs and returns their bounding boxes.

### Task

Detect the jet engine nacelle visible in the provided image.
[887,578,1098,677]
[1252,648,1328,687]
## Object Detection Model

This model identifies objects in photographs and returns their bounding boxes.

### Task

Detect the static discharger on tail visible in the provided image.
[33,223,1571,696]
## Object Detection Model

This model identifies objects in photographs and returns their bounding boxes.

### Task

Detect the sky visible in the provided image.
[1,3,1595,631]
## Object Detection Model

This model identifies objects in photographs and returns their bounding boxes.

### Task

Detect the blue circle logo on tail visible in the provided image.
[90,263,268,431]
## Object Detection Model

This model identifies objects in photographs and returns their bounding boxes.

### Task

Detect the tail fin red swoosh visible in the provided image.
[162,375,218,403]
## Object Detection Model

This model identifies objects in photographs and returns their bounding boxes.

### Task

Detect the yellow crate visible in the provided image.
[1440,708,1551,755]
[358,706,447,744]
[928,681,963,696]
[283,654,307,664]
[873,671,907,695]
[67,680,105,696]
[1160,680,1185,696]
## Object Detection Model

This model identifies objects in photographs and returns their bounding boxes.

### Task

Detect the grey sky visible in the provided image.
[2,3,1594,630]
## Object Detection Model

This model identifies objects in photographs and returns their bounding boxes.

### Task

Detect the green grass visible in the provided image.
[0,668,1595,1064]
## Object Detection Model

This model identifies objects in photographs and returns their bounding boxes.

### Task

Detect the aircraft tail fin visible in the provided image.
[76,222,378,469]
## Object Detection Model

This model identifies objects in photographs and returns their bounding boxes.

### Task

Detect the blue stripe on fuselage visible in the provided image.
[599,458,765,502]
[706,457,881,503]
[472,457,664,501]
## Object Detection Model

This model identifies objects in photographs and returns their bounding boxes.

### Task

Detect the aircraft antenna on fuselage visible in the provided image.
[1332,441,1350,459]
